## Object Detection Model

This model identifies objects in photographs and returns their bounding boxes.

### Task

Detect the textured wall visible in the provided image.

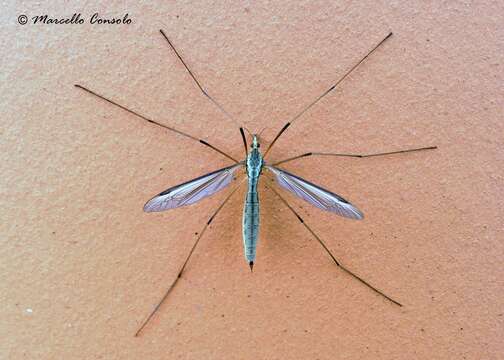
[2,1,503,359]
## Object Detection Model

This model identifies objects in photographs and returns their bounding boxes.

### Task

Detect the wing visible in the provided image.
[266,166,363,220]
[144,164,243,212]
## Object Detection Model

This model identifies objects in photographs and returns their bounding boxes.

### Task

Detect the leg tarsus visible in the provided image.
[271,146,437,166]
[134,181,244,337]
[264,32,393,159]
[265,183,402,307]
[74,84,238,163]
[159,29,243,131]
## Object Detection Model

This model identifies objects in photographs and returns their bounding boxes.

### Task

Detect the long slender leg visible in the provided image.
[240,127,248,159]
[264,32,393,158]
[135,180,245,337]
[160,30,249,134]
[271,146,437,166]
[74,84,239,163]
[264,183,402,307]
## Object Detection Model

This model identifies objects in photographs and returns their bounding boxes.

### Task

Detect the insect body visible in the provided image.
[243,135,263,270]
[142,133,364,269]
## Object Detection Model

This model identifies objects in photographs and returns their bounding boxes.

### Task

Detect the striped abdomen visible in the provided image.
[242,176,260,264]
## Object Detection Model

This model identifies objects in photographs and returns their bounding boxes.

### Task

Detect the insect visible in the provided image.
[76,30,436,336]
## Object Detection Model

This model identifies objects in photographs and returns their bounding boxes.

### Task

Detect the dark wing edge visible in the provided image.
[266,165,363,220]
[144,164,243,212]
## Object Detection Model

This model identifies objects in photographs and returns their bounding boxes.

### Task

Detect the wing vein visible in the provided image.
[265,165,363,220]
[144,164,243,212]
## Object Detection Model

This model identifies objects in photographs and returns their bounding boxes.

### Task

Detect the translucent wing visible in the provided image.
[266,166,363,220]
[144,164,242,212]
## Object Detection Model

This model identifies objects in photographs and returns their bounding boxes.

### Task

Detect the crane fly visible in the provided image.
[75,30,436,336]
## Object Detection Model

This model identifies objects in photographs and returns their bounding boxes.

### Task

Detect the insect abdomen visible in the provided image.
[242,183,259,263]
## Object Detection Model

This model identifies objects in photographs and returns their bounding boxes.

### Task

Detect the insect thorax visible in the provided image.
[246,148,263,179]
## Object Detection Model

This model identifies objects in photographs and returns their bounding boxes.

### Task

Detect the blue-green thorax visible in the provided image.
[246,135,264,181]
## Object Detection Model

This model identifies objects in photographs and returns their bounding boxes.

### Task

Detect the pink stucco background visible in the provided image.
[2,1,503,359]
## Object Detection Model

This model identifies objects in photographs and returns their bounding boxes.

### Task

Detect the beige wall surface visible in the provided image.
[2,1,503,359]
